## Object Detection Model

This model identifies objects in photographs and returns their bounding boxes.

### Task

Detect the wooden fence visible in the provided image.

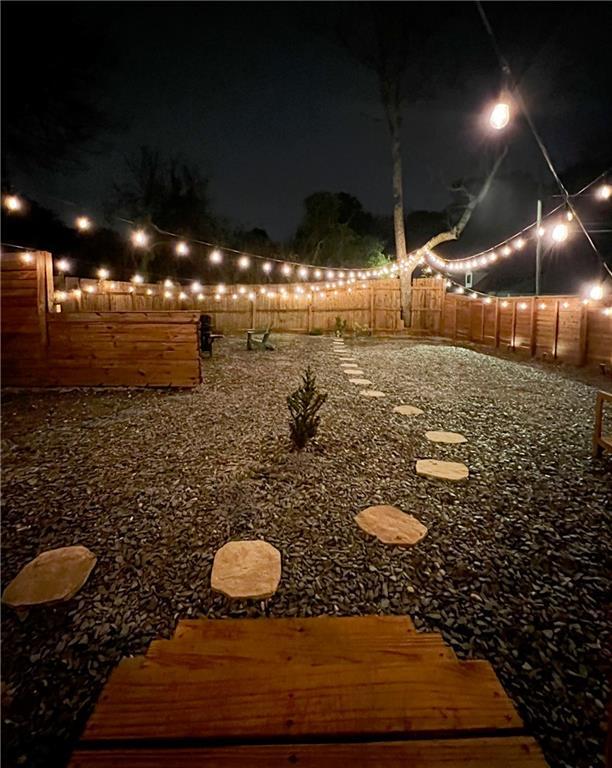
[2,252,202,387]
[57,276,403,334]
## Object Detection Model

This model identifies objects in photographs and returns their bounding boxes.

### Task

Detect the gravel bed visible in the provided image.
[1,335,610,767]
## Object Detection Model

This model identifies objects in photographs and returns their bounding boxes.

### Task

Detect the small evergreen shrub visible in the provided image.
[287,366,328,450]
[334,316,347,337]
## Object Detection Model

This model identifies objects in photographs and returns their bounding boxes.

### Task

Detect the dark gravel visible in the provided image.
[1,335,610,768]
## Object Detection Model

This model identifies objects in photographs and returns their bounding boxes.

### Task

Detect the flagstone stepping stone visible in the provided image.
[211,540,281,600]
[339,357,357,362]
[360,389,385,398]
[1,546,97,608]
[425,430,467,444]
[344,368,364,375]
[416,459,469,481]
[340,363,357,367]
[355,505,428,546]
[349,378,372,385]
[393,404,424,417]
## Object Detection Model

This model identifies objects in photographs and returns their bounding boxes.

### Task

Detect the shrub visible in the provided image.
[287,366,328,450]
[334,316,347,337]
[308,327,323,336]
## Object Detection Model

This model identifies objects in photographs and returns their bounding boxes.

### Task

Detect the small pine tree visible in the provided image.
[287,366,328,451]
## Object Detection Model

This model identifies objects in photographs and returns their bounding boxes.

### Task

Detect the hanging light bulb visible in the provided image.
[4,194,23,212]
[164,290,173,299]
[502,246,511,257]
[175,241,189,256]
[85,285,96,294]
[19,251,34,264]
[298,266,308,279]
[314,269,322,279]
[248,291,256,301]
[164,278,173,288]
[238,286,246,294]
[56,258,70,272]
[589,284,603,301]
[551,223,568,243]
[178,291,187,300]
[262,262,272,273]
[209,249,223,264]
[191,281,202,293]
[326,270,334,280]
[489,101,510,130]
[97,267,110,280]
[238,255,250,269]
[597,183,611,200]
[146,288,153,296]
[565,210,574,222]
[131,230,148,248]
[131,274,144,284]
[514,238,525,250]
[217,283,226,294]
[75,216,92,232]
[281,263,292,276]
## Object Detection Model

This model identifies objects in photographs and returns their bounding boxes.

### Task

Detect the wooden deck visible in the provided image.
[69,615,548,767]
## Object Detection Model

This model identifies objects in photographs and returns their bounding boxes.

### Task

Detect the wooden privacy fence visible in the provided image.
[57,276,403,334]
[407,277,611,366]
[2,251,202,387]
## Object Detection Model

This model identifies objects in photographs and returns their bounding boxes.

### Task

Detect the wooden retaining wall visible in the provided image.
[57,276,403,334]
[1,252,201,387]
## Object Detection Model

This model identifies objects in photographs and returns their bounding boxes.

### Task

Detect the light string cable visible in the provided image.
[424,170,610,272]
[475,0,612,279]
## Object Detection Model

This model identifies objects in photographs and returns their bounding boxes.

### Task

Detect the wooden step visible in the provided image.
[147,615,456,665]
[82,656,522,742]
[69,736,548,767]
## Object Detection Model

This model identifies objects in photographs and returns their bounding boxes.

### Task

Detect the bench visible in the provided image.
[198,314,224,357]
[247,327,275,351]
[593,390,612,458]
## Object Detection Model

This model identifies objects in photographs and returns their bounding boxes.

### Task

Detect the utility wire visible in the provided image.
[475,1,612,279]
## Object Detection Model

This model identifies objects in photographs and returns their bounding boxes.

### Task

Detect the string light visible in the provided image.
[281,264,292,276]
[501,300,509,308]
[539,302,547,310]
[20,251,34,264]
[73,288,82,298]
[197,293,204,301]
[178,291,187,300]
[518,301,528,310]
[551,223,568,243]
[56,258,70,272]
[238,255,250,269]
[76,216,92,232]
[85,285,96,294]
[131,230,148,248]
[248,292,256,301]
[131,274,144,284]
[175,241,189,256]
[514,238,525,250]
[298,266,308,279]
[146,288,153,296]
[191,281,202,293]
[164,290,173,299]
[164,278,173,288]
[97,267,110,280]
[4,194,23,212]
[489,102,510,130]
[238,286,246,294]
[589,284,603,301]
[314,269,322,279]
[262,262,272,273]
[217,283,226,294]
[597,183,611,201]
[209,249,223,264]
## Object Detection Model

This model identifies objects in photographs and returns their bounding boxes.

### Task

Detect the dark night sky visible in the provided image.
[3,2,612,257]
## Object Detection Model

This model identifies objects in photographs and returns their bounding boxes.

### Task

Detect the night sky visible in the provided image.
[3,2,612,265]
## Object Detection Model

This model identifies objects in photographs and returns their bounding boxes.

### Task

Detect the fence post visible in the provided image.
[530,296,537,357]
[453,296,458,341]
[578,302,588,366]
[494,298,500,348]
[510,300,517,350]
[250,296,256,329]
[479,300,485,342]
[552,300,560,359]
[307,297,313,333]
[369,283,375,333]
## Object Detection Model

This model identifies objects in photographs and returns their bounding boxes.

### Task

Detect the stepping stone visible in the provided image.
[425,430,467,444]
[393,405,424,417]
[360,389,385,398]
[344,368,364,375]
[340,363,357,367]
[339,357,357,362]
[349,378,372,385]
[416,459,469,481]
[355,505,428,546]
[211,540,281,600]
[1,546,97,608]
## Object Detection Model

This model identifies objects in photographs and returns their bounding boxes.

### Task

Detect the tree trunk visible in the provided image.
[387,102,412,328]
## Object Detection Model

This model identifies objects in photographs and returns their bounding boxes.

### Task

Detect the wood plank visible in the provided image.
[82,658,522,741]
[68,737,548,767]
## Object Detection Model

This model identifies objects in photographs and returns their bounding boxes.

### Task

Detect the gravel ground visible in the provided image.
[1,335,610,768]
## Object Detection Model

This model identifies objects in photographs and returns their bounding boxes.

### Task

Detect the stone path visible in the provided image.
[211,540,281,600]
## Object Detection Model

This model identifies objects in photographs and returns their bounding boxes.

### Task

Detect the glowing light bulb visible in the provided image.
[537,226,546,237]
[502,246,511,257]
[146,288,153,296]
[85,285,96,294]
[514,238,525,250]
[131,274,144,284]
[97,267,110,280]
[164,279,173,288]
[566,211,574,222]
[175,241,189,256]
[164,290,173,299]
[485,297,492,304]
[489,102,510,130]
[191,281,202,293]
[314,269,322,279]
[232,293,238,300]
[562,301,569,309]
[197,293,204,301]
[238,255,250,269]
[217,283,226,294]
[4,194,22,212]
[456,286,464,294]
[298,266,308,279]
[281,264,292,276]
[56,258,70,272]
[209,249,223,264]
[238,286,246,294]
[131,230,148,248]
[76,216,92,231]
[20,251,34,264]
[551,223,568,243]
[518,302,528,310]
[538,302,547,310]
[597,183,611,200]
[262,262,272,273]
[73,288,82,298]
[326,270,334,280]
[501,300,509,308]
[248,292,256,301]
[55,291,67,302]
[179,291,187,300]
[589,284,603,301]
